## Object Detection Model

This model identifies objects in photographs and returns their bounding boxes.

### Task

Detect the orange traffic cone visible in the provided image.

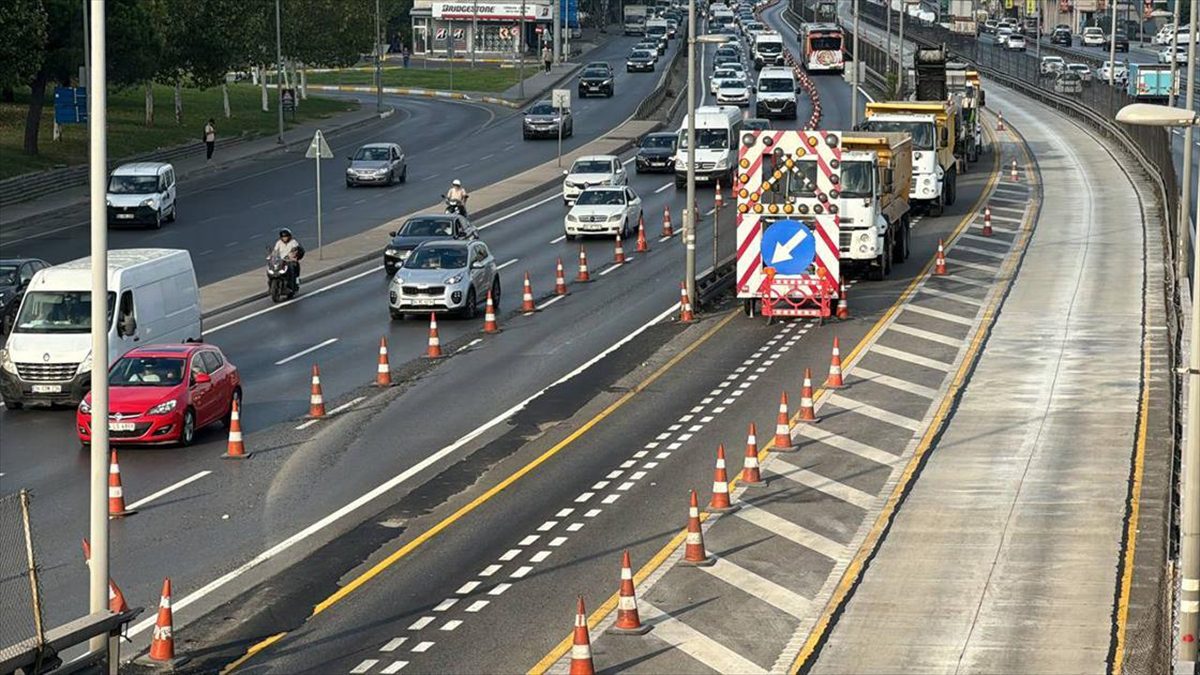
[82,538,130,613]
[709,444,737,512]
[826,337,844,388]
[555,258,570,295]
[682,489,715,566]
[799,368,818,422]
[740,423,764,486]
[614,232,626,264]
[934,239,947,275]
[836,279,849,319]
[714,186,724,211]
[425,313,443,359]
[576,246,591,282]
[612,550,651,635]
[662,206,674,238]
[996,110,1005,131]
[636,214,650,252]
[1010,159,1019,182]
[222,398,249,459]
[374,333,388,384]
[569,597,595,675]
[982,206,993,236]
[140,577,189,668]
[483,289,500,333]
[308,364,326,418]
[521,272,538,313]
[108,451,135,518]
[774,392,797,452]
[679,283,695,323]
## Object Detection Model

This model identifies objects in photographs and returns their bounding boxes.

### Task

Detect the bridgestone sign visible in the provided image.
[432,2,550,19]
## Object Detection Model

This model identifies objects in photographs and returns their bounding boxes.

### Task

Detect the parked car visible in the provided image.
[1039,56,1065,76]
[1081,27,1105,47]
[387,240,500,319]
[382,214,476,276]
[564,186,643,240]
[77,344,241,447]
[0,258,50,334]
[562,155,628,205]
[635,132,678,173]
[1154,23,1176,45]
[1050,27,1072,46]
[577,64,614,97]
[523,100,573,139]
[1053,71,1083,95]
[345,143,407,187]
[1066,63,1092,84]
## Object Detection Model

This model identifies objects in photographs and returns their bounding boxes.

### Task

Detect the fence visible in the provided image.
[0,491,45,663]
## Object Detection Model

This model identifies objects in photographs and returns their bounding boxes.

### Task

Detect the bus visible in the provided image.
[801,23,844,72]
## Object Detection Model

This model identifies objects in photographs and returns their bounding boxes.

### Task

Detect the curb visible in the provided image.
[301,84,522,109]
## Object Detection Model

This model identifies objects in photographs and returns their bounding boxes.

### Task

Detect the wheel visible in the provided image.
[346,180,354,187]
[929,194,944,217]
[390,308,404,320]
[675,178,686,189]
[400,166,407,183]
[151,209,163,230]
[387,170,395,186]
[565,231,576,241]
[606,89,613,97]
[461,287,477,319]
[893,220,910,263]
[946,171,957,206]
[270,279,284,303]
[178,408,196,447]
[167,202,177,223]
[222,389,243,428]
[491,277,501,306]
[622,218,631,239]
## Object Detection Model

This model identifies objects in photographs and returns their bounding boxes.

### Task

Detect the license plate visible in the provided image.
[116,213,134,219]
[409,297,437,305]
[31,384,62,393]
[108,422,136,432]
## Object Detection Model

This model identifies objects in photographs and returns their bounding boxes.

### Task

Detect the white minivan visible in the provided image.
[674,105,743,187]
[0,249,202,408]
[106,162,177,229]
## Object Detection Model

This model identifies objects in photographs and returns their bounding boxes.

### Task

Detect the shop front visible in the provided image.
[411,0,555,57]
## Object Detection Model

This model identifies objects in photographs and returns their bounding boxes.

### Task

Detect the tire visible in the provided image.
[675,178,686,189]
[387,170,395,186]
[167,202,177,223]
[929,194,944,217]
[946,170,958,206]
[491,277,501,306]
[400,166,407,183]
[151,209,163,230]
[390,308,404,320]
[346,180,354,187]
[893,219,911,262]
[178,408,196,447]
[622,218,631,240]
[461,287,477,319]
[270,279,284,303]
[565,232,576,241]
[222,389,242,428]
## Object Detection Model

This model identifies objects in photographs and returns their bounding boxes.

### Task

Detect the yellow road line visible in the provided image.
[223,310,739,672]
[529,128,1006,675]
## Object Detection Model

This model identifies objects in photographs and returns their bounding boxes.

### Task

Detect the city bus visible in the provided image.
[801,23,844,72]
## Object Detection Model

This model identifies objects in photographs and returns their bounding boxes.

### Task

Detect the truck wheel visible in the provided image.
[892,221,909,263]
[929,194,944,217]
[946,170,958,206]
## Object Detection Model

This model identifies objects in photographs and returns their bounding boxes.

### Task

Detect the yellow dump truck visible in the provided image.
[838,132,913,279]
[862,100,959,215]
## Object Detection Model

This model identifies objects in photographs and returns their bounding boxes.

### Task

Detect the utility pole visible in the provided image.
[375,0,384,112]
[472,0,479,67]
[897,1,906,98]
[519,0,527,99]
[1178,0,1197,288]
[275,0,284,144]
[1169,0,1181,108]
[685,0,697,305]
[851,0,860,127]
[86,0,110,656]
[1107,4,1117,91]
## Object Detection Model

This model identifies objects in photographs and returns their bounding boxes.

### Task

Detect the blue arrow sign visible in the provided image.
[761,219,816,275]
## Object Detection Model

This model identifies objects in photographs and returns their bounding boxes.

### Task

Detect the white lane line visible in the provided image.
[497,258,519,271]
[197,249,214,256]
[550,233,567,244]
[465,600,489,612]
[887,322,965,348]
[480,564,502,576]
[455,338,483,355]
[825,393,923,431]
[206,266,382,335]
[125,471,212,510]
[701,558,812,618]
[479,154,495,161]
[380,638,407,652]
[224,241,239,248]
[408,617,435,630]
[599,263,623,276]
[250,200,273,209]
[795,425,900,467]
[903,303,975,326]
[274,338,339,365]
[294,396,366,430]
[535,295,566,310]
[499,549,521,561]
[870,344,955,372]
[452,163,471,170]
[953,244,1008,260]
[128,302,680,639]
[380,661,408,674]
[944,259,999,274]
[655,183,673,194]
[736,503,844,561]
[637,602,768,674]
[434,599,457,611]
[457,581,480,594]
[411,641,434,652]
[768,457,876,509]
[930,274,993,289]
[350,659,379,674]
[479,193,560,230]
[851,367,941,399]
[488,583,511,596]
[440,620,462,631]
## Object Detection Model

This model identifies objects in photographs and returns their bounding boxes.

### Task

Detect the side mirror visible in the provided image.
[388,231,397,237]
[940,128,949,145]
[119,315,137,338]
[563,169,569,175]
[471,261,485,270]
[193,371,211,385]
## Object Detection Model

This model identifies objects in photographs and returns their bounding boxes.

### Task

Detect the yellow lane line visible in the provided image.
[223,310,739,672]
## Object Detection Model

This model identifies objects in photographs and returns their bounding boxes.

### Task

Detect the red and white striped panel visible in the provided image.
[735,130,842,299]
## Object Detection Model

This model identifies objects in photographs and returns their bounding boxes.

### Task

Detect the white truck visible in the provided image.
[755,66,798,119]
[862,101,959,215]
[624,5,648,35]
[838,133,913,280]
[753,32,786,69]
[949,0,977,35]
[674,105,742,188]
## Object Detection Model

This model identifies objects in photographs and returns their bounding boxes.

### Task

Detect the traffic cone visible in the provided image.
[982,206,993,236]
[612,550,651,635]
[826,337,844,388]
[483,289,500,333]
[82,538,130,613]
[569,597,595,675]
[662,206,674,238]
[555,258,570,295]
[740,423,764,486]
[425,313,443,359]
[934,239,947,275]
[996,110,1005,131]
[730,179,737,201]
[139,578,189,668]
[799,368,817,422]
[108,451,135,518]
[636,214,650,252]
[521,272,538,313]
[774,392,797,452]
[222,398,249,459]
[836,279,849,319]
[375,337,391,387]
[708,444,737,512]
[614,232,626,264]
[576,246,591,282]
[715,189,724,212]
[1010,159,1019,182]
[682,489,715,566]
[308,364,326,418]
[679,283,695,323]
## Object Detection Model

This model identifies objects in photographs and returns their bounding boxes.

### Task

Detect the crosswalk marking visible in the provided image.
[850,367,941,399]
[702,558,812,618]
[736,502,844,560]
[871,344,954,372]
[826,393,924,431]
[768,457,877,509]
[637,602,768,674]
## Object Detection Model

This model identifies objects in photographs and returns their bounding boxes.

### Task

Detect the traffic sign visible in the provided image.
[305,129,333,159]
[54,86,88,124]
[761,219,816,275]
[552,88,571,109]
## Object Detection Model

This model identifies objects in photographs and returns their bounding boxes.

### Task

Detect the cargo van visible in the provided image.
[756,66,798,119]
[674,105,743,187]
[0,249,201,408]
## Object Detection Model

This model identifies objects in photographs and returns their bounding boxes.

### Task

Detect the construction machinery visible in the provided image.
[837,132,913,280]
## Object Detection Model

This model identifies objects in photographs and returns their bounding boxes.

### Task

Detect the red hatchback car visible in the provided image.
[77,344,241,446]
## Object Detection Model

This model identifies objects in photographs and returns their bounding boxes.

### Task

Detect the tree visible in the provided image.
[21,0,81,156]
[285,0,375,68]
[0,0,48,103]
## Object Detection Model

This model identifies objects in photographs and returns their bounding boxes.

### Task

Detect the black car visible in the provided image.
[1050,28,1072,46]
[383,214,477,276]
[635,132,678,173]
[523,100,574,140]
[742,118,771,131]
[1108,33,1129,52]
[627,49,657,72]
[0,258,49,333]
[578,65,614,97]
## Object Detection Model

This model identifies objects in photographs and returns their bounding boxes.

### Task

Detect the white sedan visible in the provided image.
[1159,45,1188,64]
[1005,35,1027,51]
[1081,27,1105,47]
[716,77,752,106]
[564,186,643,239]
[1098,60,1128,83]
[710,67,743,94]
[562,155,627,205]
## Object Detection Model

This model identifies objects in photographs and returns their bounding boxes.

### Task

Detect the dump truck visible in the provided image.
[949,0,977,35]
[913,45,948,100]
[862,100,959,215]
[838,132,913,280]
[624,5,648,35]
[946,62,982,163]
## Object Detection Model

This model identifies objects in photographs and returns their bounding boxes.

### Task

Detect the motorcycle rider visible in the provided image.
[270,228,303,287]
[446,179,469,216]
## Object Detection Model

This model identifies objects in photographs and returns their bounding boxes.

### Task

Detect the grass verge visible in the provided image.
[302,67,523,93]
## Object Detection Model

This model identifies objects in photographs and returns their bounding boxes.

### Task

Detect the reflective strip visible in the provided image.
[1183,578,1199,592]
[686,532,702,544]
[744,458,759,467]
[110,464,120,473]
[713,481,729,493]
[153,625,173,640]
[618,596,637,610]
[109,487,123,498]
[688,507,699,518]
[621,568,633,580]
[228,432,243,442]
[311,395,324,404]
[571,645,592,659]
[747,435,757,444]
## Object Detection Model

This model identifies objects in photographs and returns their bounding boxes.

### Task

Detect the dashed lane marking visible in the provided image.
[637,602,768,675]
[655,183,673,194]
[294,396,366,431]
[126,471,212,511]
[901,304,974,326]
[930,274,993,290]
[768,457,876,509]
[350,659,378,674]
[379,662,407,674]
[735,502,844,561]
[206,266,384,335]
[380,638,407,652]
[953,244,1009,260]
[943,258,999,274]
[550,234,566,244]
[885,322,965,348]
[275,338,339,365]
[868,344,955,373]
[702,558,812,619]
[497,258,519,271]
[479,193,561,231]
[824,393,924,432]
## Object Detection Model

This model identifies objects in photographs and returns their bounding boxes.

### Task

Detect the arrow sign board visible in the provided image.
[761,219,816,275]
[306,130,333,159]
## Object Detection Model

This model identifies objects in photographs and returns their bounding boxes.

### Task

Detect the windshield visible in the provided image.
[839,161,873,198]
[810,36,841,50]
[14,290,115,334]
[720,81,745,90]
[109,356,186,387]
[571,160,613,174]
[354,147,391,161]
[399,217,455,237]
[679,128,730,150]
[582,69,609,79]
[757,42,783,54]
[576,190,625,206]
[0,264,17,286]
[862,120,936,150]
[760,159,818,200]
[107,175,158,194]
[632,50,654,59]
[758,78,794,93]
[529,103,556,114]
[404,247,468,270]
[642,135,675,149]
[743,120,770,130]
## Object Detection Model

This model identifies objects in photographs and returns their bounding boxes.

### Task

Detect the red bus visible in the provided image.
[802,23,844,72]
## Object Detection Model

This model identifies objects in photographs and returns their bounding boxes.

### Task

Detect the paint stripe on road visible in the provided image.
[206,267,383,335]
[702,558,812,618]
[126,471,212,511]
[735,502,844,561]
[886,322,964,348]
[849,367,940,399]
[275,338,339,365]
[636,602,768,675]
[294,396,367,430]
[917,286,983,306]
[478,193,560,231]
[901,304,974,326]
[794,426,899,468]
[767,457,876,510]
[870,344,955,373]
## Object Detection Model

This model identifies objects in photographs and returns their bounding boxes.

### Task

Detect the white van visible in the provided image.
[756,66,798,119]
[0,249,201,408]
[106,162,177,229]
[674,105,743,187]
[753,32,786,69]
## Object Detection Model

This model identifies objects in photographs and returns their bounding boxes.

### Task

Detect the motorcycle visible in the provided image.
[442,194,468,217]
[266,252,300,302]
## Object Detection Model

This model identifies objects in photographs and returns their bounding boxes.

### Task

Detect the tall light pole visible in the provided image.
[375,0,384,112]
[686,0,697,305]
[851,0,860,126]
[1107,4,1117,91]
[86,0,109,655]
[472,0,479,67]
[519,0,527,99]
[897,0,906,97]
[555,0,563,64]
[275,0,285,144]
[1178,0,1198,285]
[1169,1,1182,108]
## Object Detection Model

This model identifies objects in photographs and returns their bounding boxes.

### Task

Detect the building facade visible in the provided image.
[410,0,557,57]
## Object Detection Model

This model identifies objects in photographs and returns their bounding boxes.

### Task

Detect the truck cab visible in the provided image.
[838,133,913,279]
[863,101,958,215]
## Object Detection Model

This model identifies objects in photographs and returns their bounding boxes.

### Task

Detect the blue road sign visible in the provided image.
[53,87,88,124]
[761,219,816,275]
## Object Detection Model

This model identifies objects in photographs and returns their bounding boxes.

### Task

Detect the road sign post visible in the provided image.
[306,130,334,259]
[552,88,570,167]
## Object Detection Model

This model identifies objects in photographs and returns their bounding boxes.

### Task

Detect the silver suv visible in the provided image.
[388,240,499,319]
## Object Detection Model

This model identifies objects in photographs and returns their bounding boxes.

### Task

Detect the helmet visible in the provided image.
[279,228,293,238]
[452,179,462,187]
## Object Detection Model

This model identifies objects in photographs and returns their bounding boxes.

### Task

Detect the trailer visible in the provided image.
[1127,62,1174,103]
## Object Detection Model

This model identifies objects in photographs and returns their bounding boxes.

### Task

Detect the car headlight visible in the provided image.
[147,399,177,416]
[140,198,158,208]
[603,78,613,85]
[386,248,399,257]
[715,158,728,169]
[444,273,464,285]
[567,214,579,222]
[923,177,933,186]
[105,199,112,207]
[857,231,873,245]
[77,352,93,376]
[78,398,91,415]
[607,213,623,221]
[0,348,15,374]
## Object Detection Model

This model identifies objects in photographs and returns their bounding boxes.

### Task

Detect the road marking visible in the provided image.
[350,659,378,674]
[478,193,560,230]
[902,303,974,326]
[440,620,462,631]
[550,234,567,244]
[931,274,993,290]
[249,200,273,209]
[380,638,407,652]
[380,662,408,674]
[959,233,1009,246]
[465,600,489,612]
[206,266,383,335]
[850,367,940,399]
[274,338,338,365]
[768,457,876,509]
[433,599,457,611]
[535,295,566,310]
[953,244,1008,260]
[636,602,768,674]
[293,396,366,430]
[480,564,501,576]
[944,258,998,274]
[125,471,212,511]
[408,617,434,630]
[599,262,623,276]
[655,183,673,194]
[452,163,471,170]
[455,338,483,355]
[702,558,812,618]
[411,641,434,652]
[795,426,899,467]
[497,258,519,270]
[457,581,480,594]
[488,584,511,596]
[736,502,844,560]
[918,286,983,306]
[870,344,955,373]
[886,322,963,347]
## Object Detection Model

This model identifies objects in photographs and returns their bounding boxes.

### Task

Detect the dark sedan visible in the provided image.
[383,214,477,276]
[522,101,574,140]
[1108,33,1129,52]
[627,49,657,72]
[578,65,614,97]
[1050,28,1072,46]
[0,258,49,334]
[635,132,678,173]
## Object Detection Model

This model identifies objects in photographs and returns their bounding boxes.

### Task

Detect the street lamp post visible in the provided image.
[897,0,906,97]
[1117,101,1200,674]
[851,0,860,126]
[376,0,384,112]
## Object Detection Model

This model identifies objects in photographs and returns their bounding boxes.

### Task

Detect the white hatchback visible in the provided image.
[562,155,627,205]
[564,187,643,239]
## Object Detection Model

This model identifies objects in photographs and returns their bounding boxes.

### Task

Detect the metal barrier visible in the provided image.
[0,491,44,661]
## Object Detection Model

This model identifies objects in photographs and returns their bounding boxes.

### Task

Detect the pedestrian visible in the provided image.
[402,45,411,69]
[203,118,216,163]
[542,44,552,73]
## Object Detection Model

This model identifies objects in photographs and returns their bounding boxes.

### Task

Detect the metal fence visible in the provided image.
[0,491,45,657]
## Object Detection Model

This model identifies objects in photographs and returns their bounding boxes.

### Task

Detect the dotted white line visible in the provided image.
[530,550,552,563]
[519,535,539,546]
[408,617,434,630]
[584,509,601,517]
[480,565,502,576]
[510,566,533,578]
[412,641,434,653]
[488,584,511,596]
[434,599,457,611]
[499,549,521,561]
[456,582,479,594]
